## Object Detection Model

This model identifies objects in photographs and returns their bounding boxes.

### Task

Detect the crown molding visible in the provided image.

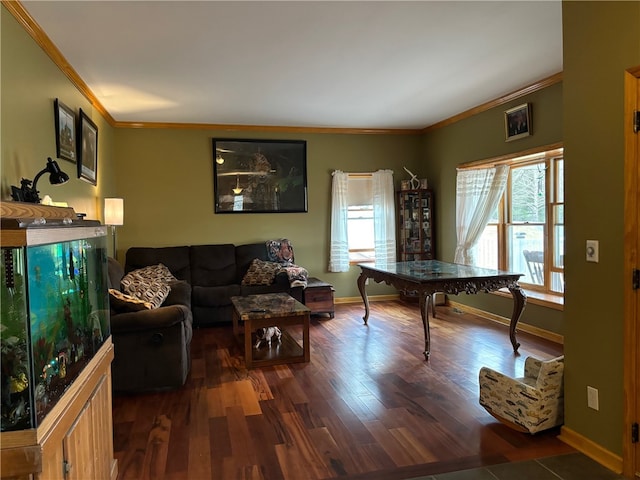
[422,72,563,133]
[5,0,562,135]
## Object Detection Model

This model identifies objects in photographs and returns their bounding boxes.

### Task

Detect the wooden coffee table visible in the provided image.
[231,293,310,368]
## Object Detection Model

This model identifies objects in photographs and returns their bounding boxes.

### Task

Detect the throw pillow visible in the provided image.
[108,288,152,312]
[242,259,282,286]
[120,263,177,309]
[266,238,295,266]
[128,263,178,283]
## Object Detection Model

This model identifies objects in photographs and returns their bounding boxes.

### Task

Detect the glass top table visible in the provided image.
[357,260,526,360]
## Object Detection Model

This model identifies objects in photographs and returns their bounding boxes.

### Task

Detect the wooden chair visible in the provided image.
[523,249,544,285]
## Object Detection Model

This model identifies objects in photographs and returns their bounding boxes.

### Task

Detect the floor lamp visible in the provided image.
[104,198,124,259]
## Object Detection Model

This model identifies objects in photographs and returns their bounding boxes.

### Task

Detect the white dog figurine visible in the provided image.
[254,326,282,349]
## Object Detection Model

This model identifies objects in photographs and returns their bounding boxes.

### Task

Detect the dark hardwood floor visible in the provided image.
[112,300,573,480]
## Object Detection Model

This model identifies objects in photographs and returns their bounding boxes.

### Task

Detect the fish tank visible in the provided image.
[1,224,109,432]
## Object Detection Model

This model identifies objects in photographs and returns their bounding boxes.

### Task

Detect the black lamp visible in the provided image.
[11,157,70,203]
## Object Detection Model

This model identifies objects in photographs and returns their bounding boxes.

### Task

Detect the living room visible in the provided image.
[1,1,639,478]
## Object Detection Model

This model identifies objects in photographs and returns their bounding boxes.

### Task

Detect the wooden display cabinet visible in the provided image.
[397,189,435,261]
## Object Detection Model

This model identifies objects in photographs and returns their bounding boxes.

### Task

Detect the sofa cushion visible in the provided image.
[241,259,282,286]
[190,244,237,286]
[109,288,153,312]
[192,284,241,307]
[235,243,270,281]
[125,246,191,281]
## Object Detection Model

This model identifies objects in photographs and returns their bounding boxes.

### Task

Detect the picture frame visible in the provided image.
[77,108,98,185]
[213,138,308,213]
[54,98,76,163]
[504,103,531,142]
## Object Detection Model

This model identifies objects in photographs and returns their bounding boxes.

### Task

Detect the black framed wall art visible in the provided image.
[213,138,308,213]
[54,98,76,162]
[77,108,98,185]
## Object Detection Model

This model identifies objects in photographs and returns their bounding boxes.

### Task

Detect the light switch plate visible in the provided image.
[586,240,599,263]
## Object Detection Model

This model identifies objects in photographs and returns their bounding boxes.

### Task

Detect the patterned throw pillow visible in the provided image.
[241,259,282,286]
[266,239,295,266]
[128,263,178,283]
[121,264,173,309]
[109,288,153,312]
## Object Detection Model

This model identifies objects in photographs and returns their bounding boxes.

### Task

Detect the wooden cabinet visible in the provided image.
[397,189,434,261]
[0,202,117,480]
[303,277,335,318]
[2,340,116,480]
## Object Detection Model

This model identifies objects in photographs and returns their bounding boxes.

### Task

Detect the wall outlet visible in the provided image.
[586,240,599,263]
[587,386,599,410]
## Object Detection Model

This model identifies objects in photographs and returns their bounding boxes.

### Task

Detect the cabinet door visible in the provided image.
[90,374,114,479]
[39,443,65,480]
[63,403,95,480]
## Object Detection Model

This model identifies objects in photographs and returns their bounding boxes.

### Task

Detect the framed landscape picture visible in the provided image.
[77,108,98,185]
[213,138,308,213]
[54,99,76,162]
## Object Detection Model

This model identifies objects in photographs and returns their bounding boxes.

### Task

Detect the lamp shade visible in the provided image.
[104,198,124,226]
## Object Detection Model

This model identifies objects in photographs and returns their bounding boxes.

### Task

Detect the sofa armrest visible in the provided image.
[165,280,191,307]
[110,304,192,333]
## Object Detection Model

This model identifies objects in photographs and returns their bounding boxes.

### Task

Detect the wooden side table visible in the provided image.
[303,277,335,318]
[231,293,310,368]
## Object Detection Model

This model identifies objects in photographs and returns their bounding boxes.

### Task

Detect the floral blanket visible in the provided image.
[266,239,308,288]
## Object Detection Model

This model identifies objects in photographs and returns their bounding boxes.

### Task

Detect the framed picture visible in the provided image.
[504,103,531,141]
[54,99,76,162]
[213,138,307,213]
[77,108,98,185]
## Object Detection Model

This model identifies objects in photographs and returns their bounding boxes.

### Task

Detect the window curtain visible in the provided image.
[454,165,509,265]
[329,170,349,272]
[372,169,396,265]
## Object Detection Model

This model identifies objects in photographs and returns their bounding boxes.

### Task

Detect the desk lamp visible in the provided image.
[10,157,70,203]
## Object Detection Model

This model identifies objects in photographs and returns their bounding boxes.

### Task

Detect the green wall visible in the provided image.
[422,82,564,334]
[561,0,639,457]
[0,5,117,218]
[2,0,639,462]
[113,128,421,298]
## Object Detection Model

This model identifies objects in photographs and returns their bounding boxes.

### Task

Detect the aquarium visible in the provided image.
[1,226,109,432]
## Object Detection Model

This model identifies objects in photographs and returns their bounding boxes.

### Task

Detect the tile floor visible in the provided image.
[409,453,626,480]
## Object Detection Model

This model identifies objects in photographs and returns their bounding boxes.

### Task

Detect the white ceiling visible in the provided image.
[21,1,563,130]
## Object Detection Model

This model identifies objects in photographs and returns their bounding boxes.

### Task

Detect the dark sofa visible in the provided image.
[124,242,304,328]
[107,257,193,392]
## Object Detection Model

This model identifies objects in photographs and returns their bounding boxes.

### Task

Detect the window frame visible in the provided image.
[463,144,564,298]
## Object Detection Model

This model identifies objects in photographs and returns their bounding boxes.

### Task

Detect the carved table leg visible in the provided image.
[420,293,431,360]
[357,271,370,325]
[508,285,527,352]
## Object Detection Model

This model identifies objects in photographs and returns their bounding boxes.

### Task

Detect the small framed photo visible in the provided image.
[504,103,531,142]
[77,108,98,185]
[54,99,76,162]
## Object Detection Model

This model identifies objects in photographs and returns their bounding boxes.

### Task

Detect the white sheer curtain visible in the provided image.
[328,170,349,272]
[372,169,396,265]
[454,165,509,265]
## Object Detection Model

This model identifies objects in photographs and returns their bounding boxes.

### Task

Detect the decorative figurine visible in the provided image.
[254,326,282,349]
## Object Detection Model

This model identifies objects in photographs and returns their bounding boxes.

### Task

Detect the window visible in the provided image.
[329,170,395,272]
[347,175,375,263]
[469,147,564,295]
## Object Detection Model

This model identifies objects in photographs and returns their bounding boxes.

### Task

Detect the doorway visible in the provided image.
[623,65,640,479]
